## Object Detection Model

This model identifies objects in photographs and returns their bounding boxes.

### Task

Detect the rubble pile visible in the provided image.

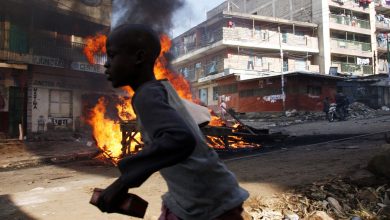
[245,179,390,220]
[347,102,377,119]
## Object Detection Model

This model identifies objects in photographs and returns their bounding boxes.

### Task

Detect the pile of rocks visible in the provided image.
[347,102,377,119]
[245,179,389,220]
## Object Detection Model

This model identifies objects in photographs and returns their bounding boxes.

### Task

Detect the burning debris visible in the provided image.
[83,31,265,164]
[82,0,276,164]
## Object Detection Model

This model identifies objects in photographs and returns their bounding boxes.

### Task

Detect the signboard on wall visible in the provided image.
[71,62,104,73]
[32,56,65,68]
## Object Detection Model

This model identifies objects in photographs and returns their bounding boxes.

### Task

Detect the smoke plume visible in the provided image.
[111,0,185,34]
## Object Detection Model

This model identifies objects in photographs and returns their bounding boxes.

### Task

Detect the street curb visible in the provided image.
[0,150,100,171]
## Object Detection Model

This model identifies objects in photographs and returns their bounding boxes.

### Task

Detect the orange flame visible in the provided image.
[206,136,261,149]
[154,34,192,100]
[84,34,107,64]
[86,97,123,163]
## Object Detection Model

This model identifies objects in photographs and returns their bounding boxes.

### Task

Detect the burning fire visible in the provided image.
[84,34,259,164]
[85,34,194,163]
[84,34,107,64]
[206,136,260,149]
[86,97,123,163]
[154,34,192,100]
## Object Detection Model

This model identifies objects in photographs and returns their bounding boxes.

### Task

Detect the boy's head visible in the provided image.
[104,24,161,88]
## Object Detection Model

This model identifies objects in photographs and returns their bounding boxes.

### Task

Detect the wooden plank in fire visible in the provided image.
[120,120,143,157]
[201,126,287,142]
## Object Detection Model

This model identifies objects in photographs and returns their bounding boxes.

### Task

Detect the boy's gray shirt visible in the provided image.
[120,80,249,220]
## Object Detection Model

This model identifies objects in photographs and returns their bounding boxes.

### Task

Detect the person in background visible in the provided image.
[323,97,330,120]
[220,96,227,120]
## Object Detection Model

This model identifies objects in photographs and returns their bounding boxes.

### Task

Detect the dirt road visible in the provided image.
[1,116,390,220]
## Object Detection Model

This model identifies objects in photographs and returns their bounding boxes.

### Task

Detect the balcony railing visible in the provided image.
[0,28,106,72]
[179,56,320,82]
[331,38,371,52]
[172,26,318,58]
[172,28,224,57]
[378,40,388,49]
[376,21,390,30]
[378,59,388,73]
[375,0,390,7]
[332,62,373,75]
[329,14,370,29]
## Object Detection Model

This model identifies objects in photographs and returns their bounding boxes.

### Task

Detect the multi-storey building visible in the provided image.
[0,0,111,138]
[211,0,377,76]
[172,6,332,111]
[375,0,390,74]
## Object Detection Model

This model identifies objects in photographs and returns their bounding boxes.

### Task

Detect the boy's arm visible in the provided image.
[117,84,196,188]
[96,83,196,213]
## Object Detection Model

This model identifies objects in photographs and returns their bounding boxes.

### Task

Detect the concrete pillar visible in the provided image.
[370,3,379,75]
[312,0,331,74]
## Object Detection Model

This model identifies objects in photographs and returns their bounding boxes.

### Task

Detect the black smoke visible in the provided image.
[111,0,185,34]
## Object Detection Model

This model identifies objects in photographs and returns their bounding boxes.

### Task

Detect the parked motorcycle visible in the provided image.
[328,103,347,122]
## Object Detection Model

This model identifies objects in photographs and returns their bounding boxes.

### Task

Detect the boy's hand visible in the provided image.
[97,178,128,213]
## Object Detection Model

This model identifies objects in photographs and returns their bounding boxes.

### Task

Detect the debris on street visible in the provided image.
[347,102,378,119]
[245,179,390,220]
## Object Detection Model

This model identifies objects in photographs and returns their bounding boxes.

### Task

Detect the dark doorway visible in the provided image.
[8,87,27,138]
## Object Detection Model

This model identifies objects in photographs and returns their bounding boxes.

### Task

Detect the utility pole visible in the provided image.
[278,26,286,112]
[388,34,390,80]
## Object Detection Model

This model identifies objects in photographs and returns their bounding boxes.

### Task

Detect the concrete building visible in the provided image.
[375,0,390,74]
[211,71,340,112]
[172,11,320,111]
[0,0,111,138]
[214,0,390,76]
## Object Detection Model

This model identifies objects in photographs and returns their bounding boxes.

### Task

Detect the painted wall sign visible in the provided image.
[33,80,83,89]
[198,72,226,83]
[263,94,285,103]
[32,56,65,68]
[33,88,38,109]
[71,62,104,73]
[51,117,72,127]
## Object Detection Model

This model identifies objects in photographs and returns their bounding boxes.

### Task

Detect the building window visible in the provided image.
[247,56,254,70]
[199,88,208,105]
[49,90,72,117]
[239,87,279,97]
[256,56,263,67]
[214,84,238,95]
[208,60,217,75]
[261,31,269,41]
[283,58,289,72]
[282,32,288,43]
[213,87,219,100]
[183,67,189,78]
[307,86,322,96]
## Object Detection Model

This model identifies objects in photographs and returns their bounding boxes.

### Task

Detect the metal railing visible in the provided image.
[172,26,318,58]
[375,0,390,7]
[178,57,320,82]
[376,21,390,30]
[331,38,372,52]
[0,28,106,70]
[172,28,224,57]
[329,14,370,29]
[377,40,388,49]
[332,62,373,75]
